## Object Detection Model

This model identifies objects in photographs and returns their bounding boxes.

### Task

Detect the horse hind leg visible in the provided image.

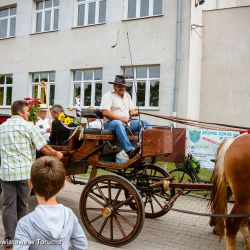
[240,220,250,250]
[209,217,219,235]
[225,233,237,250]
[225,205,249,250]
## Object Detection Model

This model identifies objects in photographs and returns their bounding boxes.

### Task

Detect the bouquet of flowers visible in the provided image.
[58,112,81,127]
[24,97,41,123]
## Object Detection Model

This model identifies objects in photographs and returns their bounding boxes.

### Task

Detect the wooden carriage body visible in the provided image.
[53,127,173,177]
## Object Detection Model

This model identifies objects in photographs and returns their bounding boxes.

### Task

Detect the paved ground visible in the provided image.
[0,182,244,250]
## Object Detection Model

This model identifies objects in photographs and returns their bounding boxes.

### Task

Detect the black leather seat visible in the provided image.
[83,128,115,135]
[81,108,103,119]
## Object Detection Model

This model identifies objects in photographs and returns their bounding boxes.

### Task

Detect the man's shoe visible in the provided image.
[128,146,141,159]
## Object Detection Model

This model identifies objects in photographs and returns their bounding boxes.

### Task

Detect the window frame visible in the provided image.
[33,0,59,33]
[0,6,16,39]
[124,0,163,20]
[0,74,13,107]
[74,0,106,27]
[123,65,160,109]
[72,68,103,108]
[31,71,55,106]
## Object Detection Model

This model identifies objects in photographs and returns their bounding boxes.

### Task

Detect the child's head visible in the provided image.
[31,156,66,201]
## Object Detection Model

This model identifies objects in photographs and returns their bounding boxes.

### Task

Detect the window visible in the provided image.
[72,69,103,107]
[127,0,162,19]
[76,0,106,27]
[35,0,59,33]
[0,74,13,106]
[31,72,55,105]
[0,6,16,39]
[124,66,160,108]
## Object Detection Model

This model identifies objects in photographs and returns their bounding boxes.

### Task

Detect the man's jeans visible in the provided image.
[104,119,151,153]
[1,180,30,240]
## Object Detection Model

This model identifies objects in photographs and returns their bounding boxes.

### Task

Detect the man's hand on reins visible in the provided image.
[120,116,130,124]
[129,110,139,118]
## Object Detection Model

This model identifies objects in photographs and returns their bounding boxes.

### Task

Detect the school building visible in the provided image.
[0,0,249,126]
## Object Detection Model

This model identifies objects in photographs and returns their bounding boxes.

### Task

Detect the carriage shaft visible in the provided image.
[149,176,174,190]
[169,183,213,190]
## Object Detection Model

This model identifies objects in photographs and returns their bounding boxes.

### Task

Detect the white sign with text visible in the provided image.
[187,129,240,169]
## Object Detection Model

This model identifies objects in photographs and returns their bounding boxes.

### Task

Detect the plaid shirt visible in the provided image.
[0,115,47,181]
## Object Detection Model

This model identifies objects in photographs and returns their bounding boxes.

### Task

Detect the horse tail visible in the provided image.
[210,137,236,238]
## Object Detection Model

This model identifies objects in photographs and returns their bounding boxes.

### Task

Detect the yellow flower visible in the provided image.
[58,112,80,127]
[58,112,65,122]
[64,117,73,126]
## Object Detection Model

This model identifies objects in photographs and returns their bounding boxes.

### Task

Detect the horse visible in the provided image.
[210,133,250,250]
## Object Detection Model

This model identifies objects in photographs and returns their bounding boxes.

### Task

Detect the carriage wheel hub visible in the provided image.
[163,180,170,191]
[102,207,112,218]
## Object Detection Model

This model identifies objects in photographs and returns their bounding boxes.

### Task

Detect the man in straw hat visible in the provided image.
[100,75,151,159]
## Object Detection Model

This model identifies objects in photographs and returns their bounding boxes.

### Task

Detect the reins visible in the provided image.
[140,111,249,132]
[168,191,250,218]
[170,208,250,218]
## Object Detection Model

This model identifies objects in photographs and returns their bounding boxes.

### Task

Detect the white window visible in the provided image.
[76,0,106,27]
[0,74,13,106]
[124,66,160,108]
[126,0,162,19]
[31,72,55,105]
[35,0,59,33]
[72,69,103,107]
[0,6,16,39]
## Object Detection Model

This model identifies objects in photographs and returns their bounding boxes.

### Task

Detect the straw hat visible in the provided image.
[39,104,48,111]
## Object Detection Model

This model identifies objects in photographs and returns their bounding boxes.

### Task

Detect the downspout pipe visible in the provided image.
[172,0,181,116]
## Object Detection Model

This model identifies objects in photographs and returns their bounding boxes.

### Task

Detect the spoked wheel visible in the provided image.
[169,168,195,195]
[126,164,174,219]
[80,175,145,247]
[141,165,174,218]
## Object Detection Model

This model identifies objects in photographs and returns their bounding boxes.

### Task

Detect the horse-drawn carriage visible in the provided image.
[51,110,250,249]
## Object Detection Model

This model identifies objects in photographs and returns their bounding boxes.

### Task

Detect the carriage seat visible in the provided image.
[81,108,103,119]
[83,128,114,135]
[81,128,138,136]
[80,108,114,135]
[80,108,138,136]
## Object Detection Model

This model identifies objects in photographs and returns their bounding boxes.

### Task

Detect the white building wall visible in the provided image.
[0,0,195,126]
[200,6,250,126]
[175,0,202,120]
[203,0,250,10]
[2,0,249,127]
[186,0,203,119]
[175,0,190,119]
